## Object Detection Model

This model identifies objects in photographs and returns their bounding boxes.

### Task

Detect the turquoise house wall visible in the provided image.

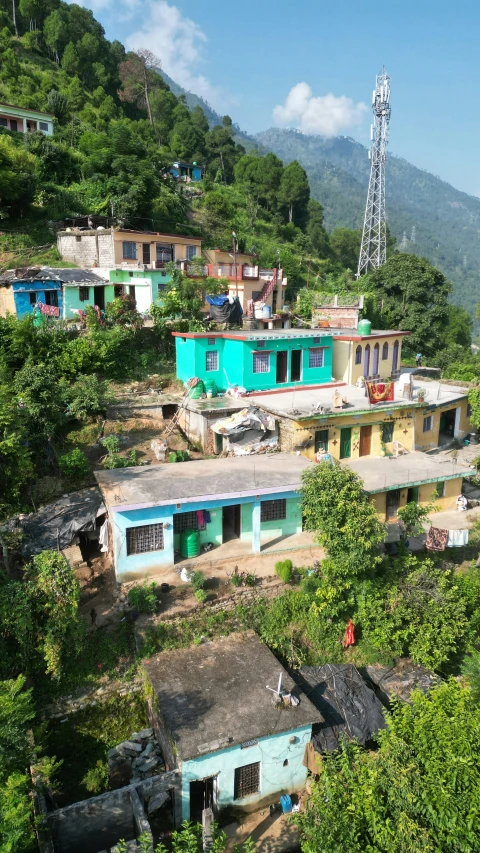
[111,490,301,581]
[13,281,63,318]
[174,334,333,391]
[180,725,312,819]
[240,497,301,543]
[63,285,116,318]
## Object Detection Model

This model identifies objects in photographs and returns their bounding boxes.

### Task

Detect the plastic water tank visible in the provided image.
[262,305,272,319]
[358,318,372,335]
[254,305,264,319]
[180,529,200,558]
[204,379,217,397]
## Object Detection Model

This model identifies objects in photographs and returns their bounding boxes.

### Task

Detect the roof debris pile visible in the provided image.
[211,406,278,455]
[364,660,442,706]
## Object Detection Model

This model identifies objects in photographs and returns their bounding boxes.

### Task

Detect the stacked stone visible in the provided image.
[108,728,165,788]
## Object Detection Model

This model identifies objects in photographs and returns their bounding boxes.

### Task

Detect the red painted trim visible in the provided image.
[114,230,202,241]
[335,331,411,341]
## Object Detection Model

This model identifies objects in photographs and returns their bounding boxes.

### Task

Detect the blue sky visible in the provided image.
[79,0,480,196]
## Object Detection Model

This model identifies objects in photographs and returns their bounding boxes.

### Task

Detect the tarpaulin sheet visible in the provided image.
[208,296,243,324]
[296,664,386,754]
[20,487,105,556]
[211,407,275,435]
[206,294,229,306]
[365,660,442,706]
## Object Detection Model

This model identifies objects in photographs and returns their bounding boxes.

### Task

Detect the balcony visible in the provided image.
[206,264,260,281]
[178,261,208,277]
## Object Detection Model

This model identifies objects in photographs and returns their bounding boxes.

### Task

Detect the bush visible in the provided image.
[82,760,108,794]
[58,448,89,484]
[63,374,113,421]
[101,436,139,469]
[275,559,293,583]
[190,571,206,592]
[230,573,242,587]
[244,572,256,587]
[195,589,207,603]
[127,580,157,613]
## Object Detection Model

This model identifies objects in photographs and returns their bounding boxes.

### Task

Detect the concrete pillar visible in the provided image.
[252,500,261,554]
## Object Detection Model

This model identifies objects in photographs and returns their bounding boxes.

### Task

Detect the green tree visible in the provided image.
[305,199,330,257]
[0,136,36,216]
[364,253,452,356]
[14,362,64,440]
[296,680,480,853]
[278,160,310,225]
[329,227,361,271]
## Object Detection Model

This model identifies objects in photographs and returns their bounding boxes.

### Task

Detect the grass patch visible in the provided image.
[44,692,148,806]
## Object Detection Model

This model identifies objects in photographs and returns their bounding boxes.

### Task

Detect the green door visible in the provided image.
[340,427,352,459]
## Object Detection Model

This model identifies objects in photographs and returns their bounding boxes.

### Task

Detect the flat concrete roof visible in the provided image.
[144,633,323,761]
[95,453,312,511]
[172,328,409,342]
[248,378,468,420]
[343,451,474,493]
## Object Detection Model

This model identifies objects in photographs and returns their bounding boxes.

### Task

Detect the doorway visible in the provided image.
[129,285,136,305]
[189,778,215,825]
[94,286,105,311]
[407,486,419,504]
[340,427,352,459]
[386,489,400,521]
[359,425,372,457]
[439,408,457,441]
[291,350,302,382]
[223,505,241,541]
[142,243,151,265]
[276,351,288,384]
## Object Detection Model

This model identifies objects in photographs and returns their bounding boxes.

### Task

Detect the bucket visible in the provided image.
[262,305,272,319]
[180,529,200,558]
[254,305,264,319]
[469,432,479,446]
[204,378,217,397]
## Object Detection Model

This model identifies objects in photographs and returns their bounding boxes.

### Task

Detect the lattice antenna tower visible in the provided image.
[357,67,391,277]
[399,230,408,251]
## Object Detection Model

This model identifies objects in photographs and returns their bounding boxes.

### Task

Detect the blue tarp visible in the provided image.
[206,294,229,306]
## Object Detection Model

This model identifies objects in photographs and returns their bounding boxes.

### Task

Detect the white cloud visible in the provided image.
[126,1,224,110]
[273,82,367,136]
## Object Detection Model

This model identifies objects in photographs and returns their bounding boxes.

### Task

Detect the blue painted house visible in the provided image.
[173,329,340,393]
[169,161,203,182]
[144,633,324,822]
[0,267,63,318]
[95,453,313,583]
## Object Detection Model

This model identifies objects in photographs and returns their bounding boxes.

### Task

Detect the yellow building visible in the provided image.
[57,228,203,269]
[412,381,471,450]
[203,249,287,317]
[332,330,410,383]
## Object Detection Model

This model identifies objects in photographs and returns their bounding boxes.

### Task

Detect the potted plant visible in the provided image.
[417,388,427,402]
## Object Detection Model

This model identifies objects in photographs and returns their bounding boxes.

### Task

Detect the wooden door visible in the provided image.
[340,427,352,459]
[359,425,372,457]
[276,350,288,383]
[142,242,151,264]
[386,489,400,521]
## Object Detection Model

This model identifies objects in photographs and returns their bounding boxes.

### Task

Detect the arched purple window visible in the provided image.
[382,341,389,360]
[355,345,362,365]
[364,344,370,378]
[392,340,399,372]
[373,343,380,376]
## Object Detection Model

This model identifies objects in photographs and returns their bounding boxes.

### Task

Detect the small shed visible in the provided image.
[144,633,323,822]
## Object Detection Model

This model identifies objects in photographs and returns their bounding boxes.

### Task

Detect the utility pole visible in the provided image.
[357,67,391,277]
[232,230,238,298]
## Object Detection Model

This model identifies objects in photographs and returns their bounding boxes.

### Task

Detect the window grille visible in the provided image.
[126,524,164,555]
[186,245,197,260]
[256,340,266,348]
[79,287,90,302]
[253,352,270,374]
[261,499,286,522]
[423,416,433,433]
[381,422,394,443]
[206,350,218,371]
[156,243,173,262]
[122,241,137,260]
[234,762,260,799]
[173,511,199,533]
[207,337,216,345]
[313,336,321,344]
[309,348,324,368]
[355,345,362,365]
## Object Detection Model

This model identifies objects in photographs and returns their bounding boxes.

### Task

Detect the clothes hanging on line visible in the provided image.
[447,528,469,547]
[426,526,449,551]
[98,519,109,553]
[204,510,211,523]
[196,510,205,529]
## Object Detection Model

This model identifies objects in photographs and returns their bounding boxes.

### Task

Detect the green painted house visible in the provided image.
[61,269,113,318]
[173,329,339,392]
[108,268,171,313]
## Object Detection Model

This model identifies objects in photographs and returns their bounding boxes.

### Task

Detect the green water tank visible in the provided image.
[204,379,217,397]
[358,318,372,336]
[180,529,200,558]
[188,379,205,399]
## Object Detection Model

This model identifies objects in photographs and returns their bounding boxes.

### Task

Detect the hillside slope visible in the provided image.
[256,128,480,324]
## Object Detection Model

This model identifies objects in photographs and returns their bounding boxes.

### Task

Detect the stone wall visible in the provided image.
[57,231,115,267]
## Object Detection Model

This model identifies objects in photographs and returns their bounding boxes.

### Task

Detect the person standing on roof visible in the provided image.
[415,353,423,367]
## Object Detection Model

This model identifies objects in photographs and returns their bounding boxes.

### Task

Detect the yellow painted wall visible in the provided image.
[293,407,415,462]
[0,286,16,317]
[113,233,202,265]
[332,336,404,384]
[369,475,465,521]
[414,397,470,450]
[332,340,351,383]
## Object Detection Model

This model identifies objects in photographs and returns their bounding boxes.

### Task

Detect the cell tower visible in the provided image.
[399,230,408,251]
[357,67,391,277]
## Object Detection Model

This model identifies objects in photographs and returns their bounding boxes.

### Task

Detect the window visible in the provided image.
[423,415,433,433]
[28,292,37,305]
[186,244,197,260]
[256,340,266,348]
[79,287,90,302]
[39,121,49,131]
[313,336,321,344]
[0,117,7,127]
[129,271,133,277]
[207,337,216,345]
[434,481,445,498]
[45,291,58,307]
[355,345,362,365]
[122,241,137,260]
[206,350,218,372]
[157,282,167,295]
[253,352,270,374]
[381,422,394,443]
[114,285,124,298]
[315,429,329,453]
[309,347,324,369]
[261,499,286,522]
[173,511,199,533]
[467,403,472,418]
[10,119,17,131]
[234,762,260,799]
[156,242,173,262]
[126,523,164,555]
[382,341,389,360]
